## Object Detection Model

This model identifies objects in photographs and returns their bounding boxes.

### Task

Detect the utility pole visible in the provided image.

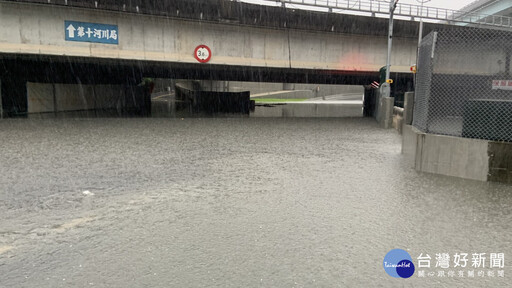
[383,0,399,98]
[416,0,431,64]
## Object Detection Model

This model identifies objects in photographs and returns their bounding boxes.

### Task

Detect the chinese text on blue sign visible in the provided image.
[65,21,118,45]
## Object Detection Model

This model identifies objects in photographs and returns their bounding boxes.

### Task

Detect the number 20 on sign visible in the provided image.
[194,45,212,63]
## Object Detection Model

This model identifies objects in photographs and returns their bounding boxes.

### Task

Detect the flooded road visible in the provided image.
[0,118,511,287]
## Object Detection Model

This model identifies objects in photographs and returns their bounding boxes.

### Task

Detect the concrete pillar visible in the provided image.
[380,97,394,129]
[404,92,414,125]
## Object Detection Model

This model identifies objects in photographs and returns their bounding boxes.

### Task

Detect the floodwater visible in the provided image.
[0,118,510,287]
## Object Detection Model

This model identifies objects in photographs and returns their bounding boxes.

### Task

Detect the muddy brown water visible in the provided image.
[0,118,510,287]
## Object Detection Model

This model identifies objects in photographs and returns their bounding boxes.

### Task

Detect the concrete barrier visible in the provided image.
[26,82,146,117]
[377,96,394,129]
[392,106,404,134]
[251,90,313,99]
[402,124,488,181]
[175,82,251,114]
[402,124,512,184]
[252,102,363,118]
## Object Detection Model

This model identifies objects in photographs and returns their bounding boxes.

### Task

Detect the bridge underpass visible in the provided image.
[2,3,512,286]
[0,53,415,117]
[0,0,422,117]
[2,0,467,117]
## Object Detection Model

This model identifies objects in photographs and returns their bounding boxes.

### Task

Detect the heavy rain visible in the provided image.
[0,0,511,287]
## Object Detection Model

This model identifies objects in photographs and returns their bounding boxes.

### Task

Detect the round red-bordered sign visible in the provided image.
[194,45,212,63]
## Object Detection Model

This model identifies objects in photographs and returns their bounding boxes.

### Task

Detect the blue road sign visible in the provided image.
[65,21,118,45]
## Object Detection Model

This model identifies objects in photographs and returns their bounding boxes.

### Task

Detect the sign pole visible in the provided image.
[385,0,399,83]
[416,1,431,68]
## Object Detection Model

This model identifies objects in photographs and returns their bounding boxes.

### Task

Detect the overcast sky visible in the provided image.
[397,0,476,11]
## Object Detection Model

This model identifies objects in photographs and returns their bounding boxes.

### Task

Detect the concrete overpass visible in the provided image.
[0,0,474,116]
[462,0,512,18]
[0,0,427,72]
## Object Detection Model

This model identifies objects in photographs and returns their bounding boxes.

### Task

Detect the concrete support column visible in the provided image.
[404,92,414,125]
[379,97,394,129]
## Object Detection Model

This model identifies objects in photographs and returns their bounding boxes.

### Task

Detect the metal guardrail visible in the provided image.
[239,0,512,28]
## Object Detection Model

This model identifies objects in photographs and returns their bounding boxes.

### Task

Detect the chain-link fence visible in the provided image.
[413,28,512,142]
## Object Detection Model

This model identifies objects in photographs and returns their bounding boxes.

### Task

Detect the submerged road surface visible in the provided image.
[0,118,511,287]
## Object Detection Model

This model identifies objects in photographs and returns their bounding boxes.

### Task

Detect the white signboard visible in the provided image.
[492,80,512,91]
[65,20,118,45]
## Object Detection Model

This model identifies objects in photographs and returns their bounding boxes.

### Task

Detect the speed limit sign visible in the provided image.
[194,45,211,63]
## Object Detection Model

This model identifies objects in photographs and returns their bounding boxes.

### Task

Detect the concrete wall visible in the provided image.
[0,1,417,73]
[252,102,363,118]
[392,107,404,134]
[27,83,54,113]
[434,43,507,76]
[250,90,313,99]
[402,124,489,182]
[228,82,283,95]
[293,84,363,99]
[176,80,363,100]
[418,133,489,182]
[27,82,136,114]
[200,81,283,95]
[192,80,363,99]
